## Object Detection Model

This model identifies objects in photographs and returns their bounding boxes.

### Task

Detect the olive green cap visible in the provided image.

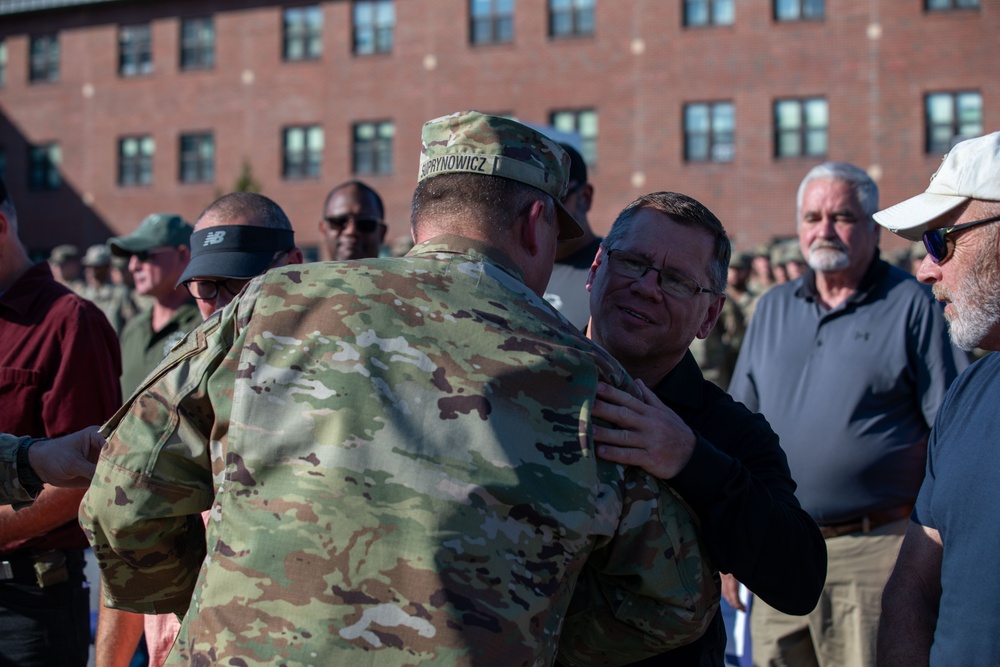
[418,110,583,240]
[109,213,193,257]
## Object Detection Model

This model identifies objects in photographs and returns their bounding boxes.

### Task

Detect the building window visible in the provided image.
[283,126,323,179]
[926,0,978,9]
[284,6,323,61]
[550,0,595,38]
[926,91,982,154]
[119,24,152,77]
[470,0,514,45]
[774,98,828,157]
[353,121,394,175]
[118,136,154,186]
[29,144,61,190]
[684,102,734,162]
[353,1,394,55]
[179,133,214,183]
[180,18,215,70]
[29,34,59,83]
[774,0,823,21]
[685,0,734,26]
[550,109,598,165]
[0,40,8,87]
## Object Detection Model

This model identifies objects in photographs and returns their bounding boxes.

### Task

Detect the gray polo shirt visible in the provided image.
[729,256,967,523]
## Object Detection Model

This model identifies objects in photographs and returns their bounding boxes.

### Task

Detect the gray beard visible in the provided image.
[937,257,1000,351]
[808,247,850,273]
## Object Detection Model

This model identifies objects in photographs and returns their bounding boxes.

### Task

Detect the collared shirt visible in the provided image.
[83,234,717,666]
[730,256,966,522]
[0,261,121,550]
[118,300,200,398]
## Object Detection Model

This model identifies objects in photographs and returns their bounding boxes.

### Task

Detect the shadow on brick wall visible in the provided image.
[0,108,115,258]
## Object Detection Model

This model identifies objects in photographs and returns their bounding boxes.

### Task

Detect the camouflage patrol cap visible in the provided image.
[418,110,583,240]
[82,243,112,267]
[49,244,80,264]
[109,213,193,257]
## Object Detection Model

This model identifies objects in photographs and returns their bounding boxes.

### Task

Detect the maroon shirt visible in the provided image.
[0,261,122,551]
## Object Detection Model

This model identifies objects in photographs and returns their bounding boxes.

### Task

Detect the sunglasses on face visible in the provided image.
[922,213,1000,263]
[130,248,174,263]
[606,248,716,299]
[323,215,383,234]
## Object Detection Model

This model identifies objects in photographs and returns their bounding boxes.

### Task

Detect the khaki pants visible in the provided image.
[751,518,907,667]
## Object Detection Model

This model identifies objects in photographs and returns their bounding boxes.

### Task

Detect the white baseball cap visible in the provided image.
[873,131,1000,241]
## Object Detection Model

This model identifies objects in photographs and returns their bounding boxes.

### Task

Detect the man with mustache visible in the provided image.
[875,131,1000,666]
[728,162,966,667]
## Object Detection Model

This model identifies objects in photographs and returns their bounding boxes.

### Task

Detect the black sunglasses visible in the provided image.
[922,213,1000,263]
[324,215,382,234]
[130,247,173,263]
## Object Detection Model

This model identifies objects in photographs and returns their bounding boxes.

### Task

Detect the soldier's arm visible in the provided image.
[81,303,237,614]
[558,466,719,666]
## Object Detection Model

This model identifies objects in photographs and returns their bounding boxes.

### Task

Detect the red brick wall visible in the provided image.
[1,0,996,256]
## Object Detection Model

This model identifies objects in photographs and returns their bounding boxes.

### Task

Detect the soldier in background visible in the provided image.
[79,244,139,335]
[318,180,387,261]
[48,244,84,292]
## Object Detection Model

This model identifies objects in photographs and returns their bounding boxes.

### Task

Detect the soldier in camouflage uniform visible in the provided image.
[0,429,103,506]
[82,111,717,666]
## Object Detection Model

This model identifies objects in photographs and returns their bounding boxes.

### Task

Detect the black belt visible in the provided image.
[817,504,913,539]
[0,549,84,587]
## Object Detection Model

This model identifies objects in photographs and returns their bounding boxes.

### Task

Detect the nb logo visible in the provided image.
[204,231,226,246]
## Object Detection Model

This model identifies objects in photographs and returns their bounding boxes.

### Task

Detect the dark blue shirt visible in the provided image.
[730,257,966,522]
[914,351,1000,666]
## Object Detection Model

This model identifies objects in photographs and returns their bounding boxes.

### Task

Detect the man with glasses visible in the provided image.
[543,143,602,330]
[319,180,387,260]
[576,191,825,666]
[875,131,1000,666]
[109,213,199,398]
[727,162,966,667]
[97,192,303,667]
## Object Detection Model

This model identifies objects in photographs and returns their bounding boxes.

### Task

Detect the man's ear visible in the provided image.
[518,200,550,257]
[695,294,726,340]
[287,247,305,265]
[585,245,605,292]
[579,183,595,214]
[378,224,388,244]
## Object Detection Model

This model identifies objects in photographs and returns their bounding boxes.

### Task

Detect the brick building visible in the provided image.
[0,0,996,257]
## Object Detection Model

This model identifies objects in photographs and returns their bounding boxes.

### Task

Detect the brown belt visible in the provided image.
[817,504,913,539]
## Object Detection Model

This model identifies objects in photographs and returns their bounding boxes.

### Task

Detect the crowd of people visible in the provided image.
[1,113,999,667]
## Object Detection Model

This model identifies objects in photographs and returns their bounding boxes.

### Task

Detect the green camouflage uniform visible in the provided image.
[82,235,717,666]
[0,434,34,505]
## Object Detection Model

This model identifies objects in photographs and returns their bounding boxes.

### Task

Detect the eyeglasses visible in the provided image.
[922,213,1000,263]
[131,248,174,263]
[184,277,250,301]
[606,248,716,299]
[183,250,290,301]
[323,214,383,234]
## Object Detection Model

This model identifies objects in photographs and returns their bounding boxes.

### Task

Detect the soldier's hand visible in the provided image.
[28,426,105,488]
[591,380,696,479]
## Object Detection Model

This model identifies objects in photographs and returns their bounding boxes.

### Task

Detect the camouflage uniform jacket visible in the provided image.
[81,234,717,667]
[0,434,34,505]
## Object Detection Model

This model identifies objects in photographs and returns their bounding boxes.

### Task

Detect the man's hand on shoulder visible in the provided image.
[591,380,696,479]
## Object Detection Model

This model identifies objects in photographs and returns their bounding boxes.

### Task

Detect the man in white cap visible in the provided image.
[875,131,1000,666]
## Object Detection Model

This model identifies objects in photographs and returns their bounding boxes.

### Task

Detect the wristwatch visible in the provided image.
[15,437,45,497]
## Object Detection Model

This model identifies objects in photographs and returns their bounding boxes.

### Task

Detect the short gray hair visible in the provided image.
[796,162,879,229]
[603,192,731,293]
